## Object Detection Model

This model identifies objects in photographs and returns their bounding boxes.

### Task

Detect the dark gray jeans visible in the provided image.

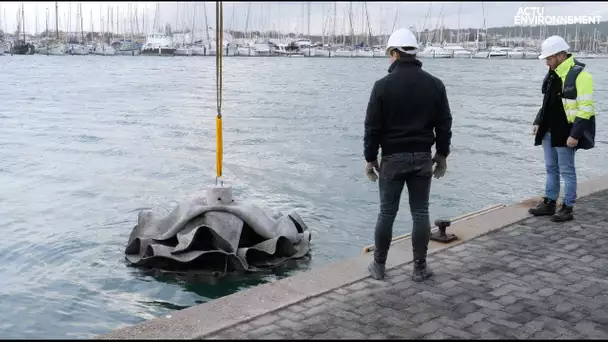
[373,152,433,264]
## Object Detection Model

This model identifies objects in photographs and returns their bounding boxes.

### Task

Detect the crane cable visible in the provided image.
[215,1,224,184]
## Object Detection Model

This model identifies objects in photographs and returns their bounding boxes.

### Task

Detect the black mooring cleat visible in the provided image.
[431,219,458,243]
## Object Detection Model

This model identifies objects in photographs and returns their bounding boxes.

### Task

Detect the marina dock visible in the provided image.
[97,174,608,339]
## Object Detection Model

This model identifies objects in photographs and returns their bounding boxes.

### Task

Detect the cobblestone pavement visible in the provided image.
[204,190,608,339]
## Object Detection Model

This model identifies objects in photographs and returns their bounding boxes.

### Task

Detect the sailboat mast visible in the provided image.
[191,3,196,45]
[17,2,25,43]
[141,6,145,35]
[46,8,49,39]
[21,2,26,42]
[364,2,371,46]
[230,3,235,34]
[68,3,71,40]
[99,4,103,42]
[360,2,364,45]
[348,2,354,46]
[106,6,110,40]
[129,3,133,40]
[55,1,59,40]
[341,4,346,45]
[35,4,39,37]
[332,2,336,45]
[203,2,210,45]
[80,3,84,43]
[133,4,139,35]
[244,2,251,41]
[457,4,461,43]
[481,2,487,48]
[307,2,310,37]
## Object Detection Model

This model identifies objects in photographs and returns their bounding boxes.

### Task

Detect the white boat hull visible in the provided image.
[208,46,236,56]
[224,46,237,56]
[301,47,317,57]
[355,50,375,58]
[435,53,453,58]
[192,46,208,56]
[507,51,524,59]
[92,51,115,56]
[333,50,353,58]
[315,49,334,57]
[418,49,453,58]
[253,49,271,56]
[252,44,272,56]
[488,52,508,59]
[92,45,116,56]
[236,46,271,56]
[417,51,432,58]
[69,45,90,55]
[472,51,489,59]
[452,51,472,58]
[236,46,253,56]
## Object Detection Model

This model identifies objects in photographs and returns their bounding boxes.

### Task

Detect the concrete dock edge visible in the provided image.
[97,174,608,340]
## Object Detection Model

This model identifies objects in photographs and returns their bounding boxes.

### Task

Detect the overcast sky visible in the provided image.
[0,2,606,36]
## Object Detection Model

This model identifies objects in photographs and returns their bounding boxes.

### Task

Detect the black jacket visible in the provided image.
[533,70,571,147]
[363,58,453,163]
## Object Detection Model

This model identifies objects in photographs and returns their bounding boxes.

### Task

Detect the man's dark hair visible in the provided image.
[394,46,417,58]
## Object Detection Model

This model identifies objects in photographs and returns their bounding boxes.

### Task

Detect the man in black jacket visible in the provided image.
[364,28,453,281]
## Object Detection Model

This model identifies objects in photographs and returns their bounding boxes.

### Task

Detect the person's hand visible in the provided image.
[567,136,579,148]
[532,125,539,135]
[365,160,380,182]
[432,154,447,179]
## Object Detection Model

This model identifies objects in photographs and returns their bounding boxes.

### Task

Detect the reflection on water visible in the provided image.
[130,253,312,311]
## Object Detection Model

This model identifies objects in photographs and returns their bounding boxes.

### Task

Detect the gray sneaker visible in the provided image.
[412,260,434,282]
[368,261,386,280]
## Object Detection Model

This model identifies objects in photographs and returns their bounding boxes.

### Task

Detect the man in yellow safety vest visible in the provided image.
[530,35,596,222]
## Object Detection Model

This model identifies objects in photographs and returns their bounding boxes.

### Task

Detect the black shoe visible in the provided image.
[368,261,386,280]
[528,197,557,216]
[551,205,574,222]
[412,260,434,282]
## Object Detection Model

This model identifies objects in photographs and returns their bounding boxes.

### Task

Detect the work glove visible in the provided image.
[365,160,380,182]
[432,154,447,179]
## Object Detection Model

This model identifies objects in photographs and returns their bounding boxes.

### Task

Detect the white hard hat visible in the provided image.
[385,28,419,56]
[538,35,570,60]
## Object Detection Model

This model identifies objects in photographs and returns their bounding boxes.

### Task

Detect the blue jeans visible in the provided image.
[373,152,433,264]
[543,132,577,206]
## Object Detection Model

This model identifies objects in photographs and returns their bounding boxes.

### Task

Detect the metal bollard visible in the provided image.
[430,219,458,243]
